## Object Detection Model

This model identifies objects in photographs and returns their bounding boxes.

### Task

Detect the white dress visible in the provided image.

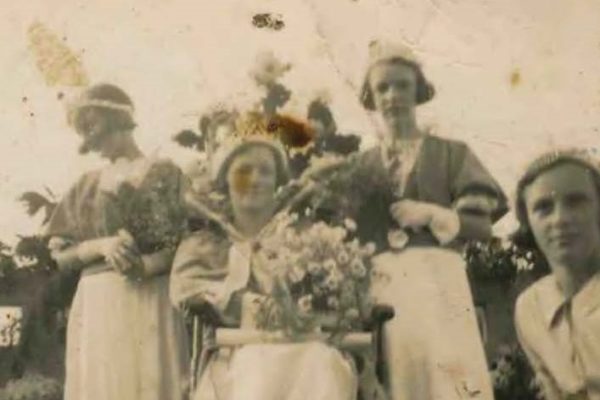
[46,158,190,400]
[65,272,189,400]
[171,236,358,400]
[370,138,494,400]
[195,342,357,400]
[371,249,494,400]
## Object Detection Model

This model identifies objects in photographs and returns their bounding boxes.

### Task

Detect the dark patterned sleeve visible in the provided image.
[449,143,508,223]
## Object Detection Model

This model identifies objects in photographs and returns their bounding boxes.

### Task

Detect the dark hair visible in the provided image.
[86,83,134,108]
[360,58,435,111]
[514,154,600,251]
[214,141,290,194]
[307,100,336,132]
[73,106,136,136]
[70,84,137,153]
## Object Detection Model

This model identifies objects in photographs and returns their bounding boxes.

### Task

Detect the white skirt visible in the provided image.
[64,271,189,400]
[194,342,358,400]
[370,247,494,400]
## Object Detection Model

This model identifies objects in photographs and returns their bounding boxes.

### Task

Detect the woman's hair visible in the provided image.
[73,105,136,137]
[69,84,137,153]
[513,151,600,250]
[214,141,290,194]
[307,100,336,132]
[360,58,435,111]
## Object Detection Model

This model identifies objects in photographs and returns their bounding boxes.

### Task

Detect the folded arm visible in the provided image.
[49,235,133,272]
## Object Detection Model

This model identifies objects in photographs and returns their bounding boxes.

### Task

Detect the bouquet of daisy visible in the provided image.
[252,213,376,338]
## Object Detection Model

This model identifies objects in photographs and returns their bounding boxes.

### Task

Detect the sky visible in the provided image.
[1,0,600,245]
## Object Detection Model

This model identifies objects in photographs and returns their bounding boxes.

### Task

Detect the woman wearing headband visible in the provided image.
[354,40,508,399]
[45,84,189,400]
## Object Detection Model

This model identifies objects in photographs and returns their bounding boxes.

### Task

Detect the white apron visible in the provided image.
[370,247,494,400]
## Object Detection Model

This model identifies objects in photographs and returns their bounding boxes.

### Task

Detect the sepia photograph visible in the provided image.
[1,0,599,399]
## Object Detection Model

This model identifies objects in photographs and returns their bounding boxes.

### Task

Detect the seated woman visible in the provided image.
[514,150,600,400]
[170,128,358,400]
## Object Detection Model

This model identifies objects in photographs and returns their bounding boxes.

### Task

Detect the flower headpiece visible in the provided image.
[210,112,290,186]
[67,83,135,126]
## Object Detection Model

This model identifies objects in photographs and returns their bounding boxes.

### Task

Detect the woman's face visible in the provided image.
[524,163,600,268]
[368,61,418,126]
[227,146,278,214]
[74,107,124,160]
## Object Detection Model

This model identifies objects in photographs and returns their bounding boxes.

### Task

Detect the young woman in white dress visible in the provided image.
[354,40,508,400]
[46,84,189,400]
[170,131,358,400]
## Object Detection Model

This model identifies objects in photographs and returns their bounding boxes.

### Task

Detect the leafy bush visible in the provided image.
[491,345,544,400]
[0,373,62,400]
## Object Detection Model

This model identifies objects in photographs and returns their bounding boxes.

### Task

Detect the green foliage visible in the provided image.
[0,242,17,286]
[491,345,544,400]
[465,238,549,399]
[173,129,204,151]
[0,196,67,389]
[464,237,550,284]
[0,373,62,400]
[14,236,56,271]
[18,190,57,225]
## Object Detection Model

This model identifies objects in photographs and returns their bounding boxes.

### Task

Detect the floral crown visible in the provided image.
[210,111,289,182]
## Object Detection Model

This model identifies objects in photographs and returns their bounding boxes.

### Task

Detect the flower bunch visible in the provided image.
[302,152,395,224]
[112,162,186,254]
[254,215,376,337]
[464,237,549,283]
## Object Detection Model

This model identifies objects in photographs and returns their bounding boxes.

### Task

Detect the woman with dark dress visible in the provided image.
[351,40,508,399]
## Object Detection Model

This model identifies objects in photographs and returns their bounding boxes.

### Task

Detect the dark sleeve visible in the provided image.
[449,142,509,223]
[331,134,361,156]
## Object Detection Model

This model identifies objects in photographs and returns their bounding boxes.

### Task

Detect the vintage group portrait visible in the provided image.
[0,0,599,399]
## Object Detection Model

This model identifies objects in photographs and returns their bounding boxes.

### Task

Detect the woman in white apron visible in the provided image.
[354,40,508,400]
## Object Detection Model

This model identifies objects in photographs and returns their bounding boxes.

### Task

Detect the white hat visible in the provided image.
[359,39,435,110]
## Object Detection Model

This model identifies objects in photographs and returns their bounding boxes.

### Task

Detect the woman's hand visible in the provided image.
[241,292,276,329]
[390,200,461,244]
[98,230,143,276]
[390,200,434,230]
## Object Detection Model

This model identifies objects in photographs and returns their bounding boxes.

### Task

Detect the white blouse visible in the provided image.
[380,137,423,197]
